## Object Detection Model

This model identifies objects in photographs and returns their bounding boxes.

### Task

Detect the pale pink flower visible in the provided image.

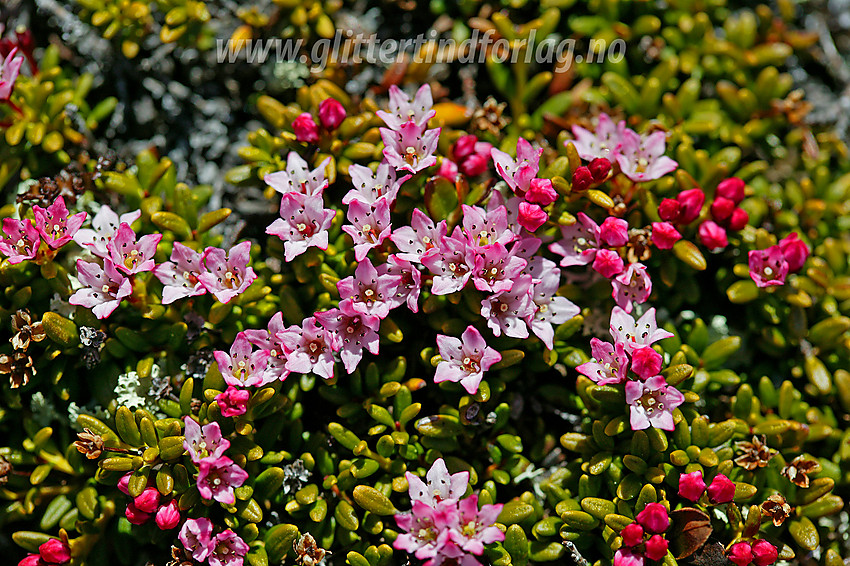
[616,130,678,182]
[243,311,291,382]
[490,138,542,197]
[266,193,335,262]
[152,242,207,304]
[394,500,458,560]
[73,204,142,258]
[342,198,393,261]
[449,495,505,555]
[381,121,440,174]
[213,332,271,388]
[343,161,410,207]
[179,517,215,562]
[480,274,535,339]
[626,376,685,431]
[421,230,476,295]
[406,458,469,507]
[525,257,580,350]
[69,259,132,319]
[183,416,230,463]
[391,208,446,263]
[609,307,674,354]
[0,218,39,264]
[472,243,527,293]
[314,304,380,374]
[32,196,87,249]
[196,456,249,504]
[549,212,600,267]
[198,241,257,304]
[337,258,401,322]
[434,326,502,394]
[614,548,645,566]
[279,316,341,380]
[264,152,331,196]
[379,254,422,313]
[377,84,436,130]
[569,113,627,161]
[748,246,788,288]
[0,47,24,101]
[107,222,161,275]
[577,338,630,385]
[612,262,652,313]
[461,204,515,250]
[208,530,249,566]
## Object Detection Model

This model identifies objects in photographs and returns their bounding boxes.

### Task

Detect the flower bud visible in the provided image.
[572,166,593,192]
[717,177,745,204]
[698,220,728,251]
[589,157,612,182]
[620,522,644,547]
[636,502,669,533]
[216,386,250,417]
[599,217,629,247]
[676,189,706,224]
[631,346,662,379]
[728,207,749,231]
[293,113,320,144]
[778,232,809,273]
[134,486,161,513]
[459,153,489,177]
[525,178,558,206]
[677,470,706,502]
[125,501,152,525]
[18,555,43,566]
[710,197,736,222]
[706,473,735,504]
[751,540,778,566]
[453,134,478,159]
[650,222,681,250]
[728,541,753,566]
[658,198,681,222]
[117,472,132,495]
[517,202,548,232]
[644,534,669,561]
[38,539,71,565]
[437,158,459,180]
[318,98,346,131]
[592,249,625,279]
[156,500,181,530]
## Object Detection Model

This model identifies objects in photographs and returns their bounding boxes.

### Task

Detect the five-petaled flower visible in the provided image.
[625,375,685,431]
[0,218,40,264]
[196,456,249,505]
[69,259,133,319]
[266,193,335,262]
[198,241,257,304]
[434,326,501,394]
[152,242,207,304]
[33,196,87,249]
[381,121,441,174]
[214,332,271,388]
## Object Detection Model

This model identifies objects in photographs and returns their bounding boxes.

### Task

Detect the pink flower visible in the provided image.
[480,274,535,339]
[526,257,580,349]
[631,346,662,379]
[377,84,436,130]
[155,500,180,530]
[644,534,668,561]
[318,98,346,130]
[73,204,141,259]
[394,500,458,560]
[32,196,86,249]
[460,152,489,177]
[179,517,215,562]
[626,376,685,431]
[592,249,625,278]
[461,204,515,250]
[616,130,678,182]
[18,555,43,566]
[243,311,292,383]
[264,152,331,196]
[491,138,542,197]
[609,307,674,353]
[549,212,600,267]
[517,202,548,232]
[706,473,735,504]
[134,487,161,513]
[214,332,271,388]
[337,258,401,321]
[198,241,257,304]
[589,157,612,181]
[748,246,788,288]
[107,222,161,275]
[678,470,706,502]
[577,338,629,385]
[472,243,526,293]
[69,259,133,319]
[621,523,644,547]
[314,303,380,374]
[421,231,476,295]
[571,166,593,192]
[729,207,749,231]
[406,458,469,506]
[153,242,207,304]
[658,198,681,222]
[710,197,736,222]
[612,263,652,313]
[279,316,341,380]
[183,416,231,462]
[379,254,422,313]
[650,222,681,250]
[38,539,71,565]
[125,501,151,525]
[391,208,446,263]
[778,232,809,272]
[266,193,335,262]
[292,112,319,143]
[727,541,753,566]
[717,177,745,204]
[438,158,459,180]
[344,161,410,207]
[636,502,670,534]
[600,217,629,247]
[381,121,440,174]
[449,495,504,555]
[613,549,645,566]
[216,386,250,417]
[698,220,728,251]
[0,48,24,101]
[751,540,778,566]
[676,189,706,224]
[525,178,558,206]
[196,456,249,504]
[117,473,131,495]
[434,326,501,394]
[0,218,39,263]
[342,198,393,261]
[208,530,249,566]
[570,113,626,161]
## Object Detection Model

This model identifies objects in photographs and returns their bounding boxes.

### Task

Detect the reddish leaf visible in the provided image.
[668,507,713,560]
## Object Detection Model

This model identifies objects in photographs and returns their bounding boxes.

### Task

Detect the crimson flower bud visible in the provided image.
[644,535,669,561]
[292,113,320,144]
[658,198,681,222]
[710,197,736,222]
[728,207,749,231]
[751,540,778,566]
[589,157,612,182]
[717,177,746,204]
[572,166,593,192]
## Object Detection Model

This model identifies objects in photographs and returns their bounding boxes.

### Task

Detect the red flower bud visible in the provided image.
[459,153,489,177]
[19,555,44,566]
[599,217,629,247]
[717,177,746,204]
[155,500,181,530]
[620,523,644,547]
[134,486,161,513]
[778,232,810,273]
[710,197,736,222]
[650,222,681,250]
[658,198,681,222]
[38,539,71,565]
[677,470,706,502]
[525,178,558,206]
[698,220,728,251]
[318,98,346,131]
[572,166,593,192]
[728,541,753,566]
[292,112,320,144]
[751,540,778,566]
[125,501,151,525]
[453,134,478,159]
[589,157,612,182]
[728,207,749,231]
[517,202,548,232]
[644,534,669,561]
[706,473,735,504]
[676,189,706,224]
[636,502,669,534]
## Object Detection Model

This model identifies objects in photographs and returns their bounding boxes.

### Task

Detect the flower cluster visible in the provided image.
[491,138,558,231]
[727,540,778,566]
[615,503,671,565]
[292,97,347,144]
[0,197,86,263]
[394,459,504,566]
[18,539,71,566]
[677,470,735,504]
[179,518,249,566]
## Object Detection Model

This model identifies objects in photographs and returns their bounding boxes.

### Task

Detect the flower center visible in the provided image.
[404,147,417,165]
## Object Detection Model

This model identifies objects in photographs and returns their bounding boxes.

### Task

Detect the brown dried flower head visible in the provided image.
[761,493,793,527]
[0,456,12,486]
[11,309,46,351]
[734,435,776,470]
[781,455,820,488]
[294,533,329,566]
[167,545,195,566]
[0,351,36,388]
[75,428,105,459]
[472,97,508,137]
